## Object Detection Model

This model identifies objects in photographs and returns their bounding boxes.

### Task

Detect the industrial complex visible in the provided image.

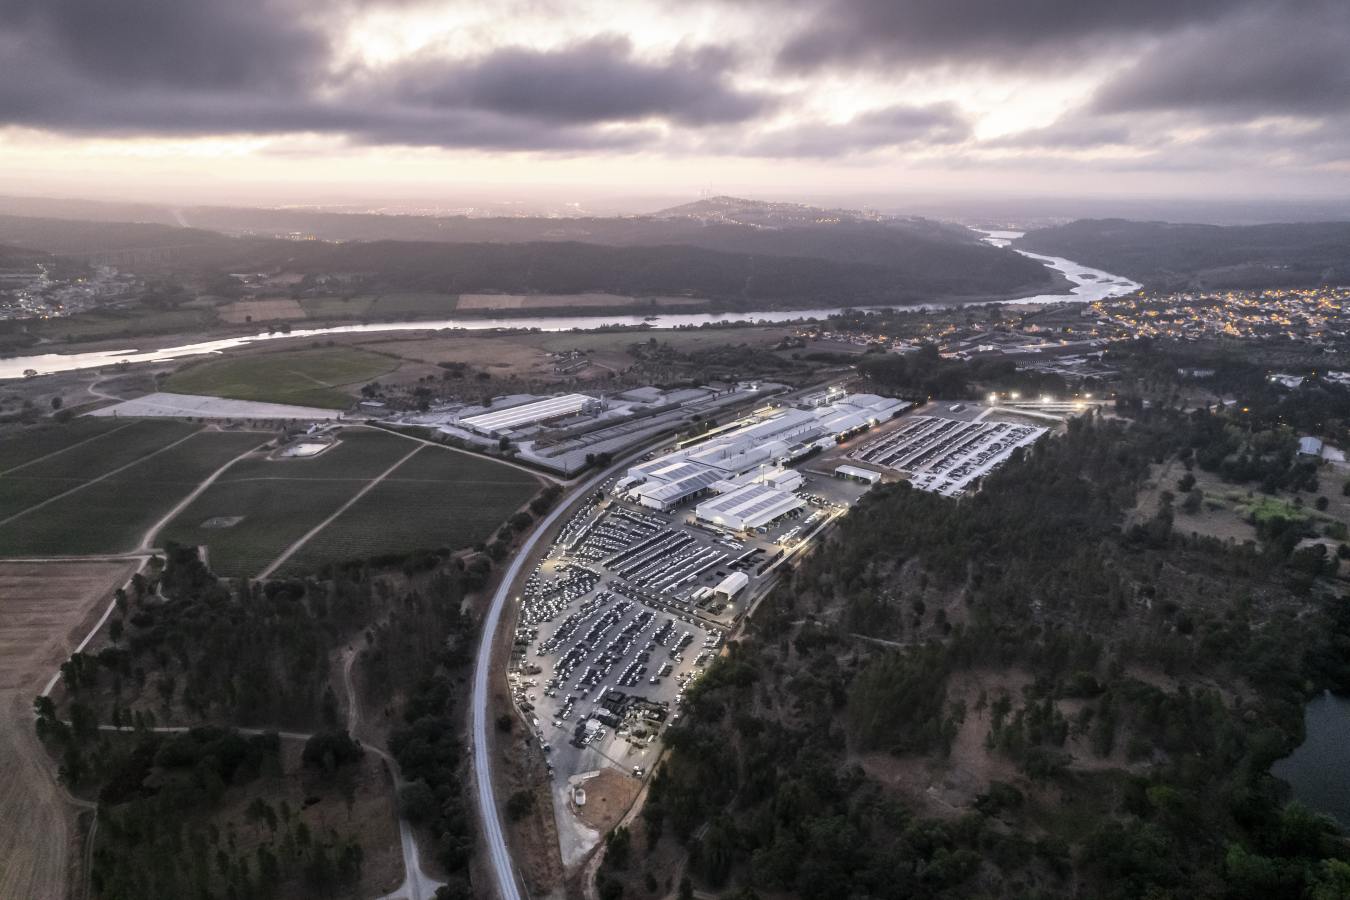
[394,382,777,474]
[616,392,906,523]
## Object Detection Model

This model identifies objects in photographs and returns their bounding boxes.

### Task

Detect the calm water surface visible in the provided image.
[1272,691,1350,826]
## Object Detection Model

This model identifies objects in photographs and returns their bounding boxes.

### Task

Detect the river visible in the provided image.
[1272,691,1350,827]
[0,230,1140,380]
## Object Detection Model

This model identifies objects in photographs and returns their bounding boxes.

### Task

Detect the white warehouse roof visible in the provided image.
[836,464,882,484]
[460,393,595,433]
[714,571,749,598]
[695,481,804,530]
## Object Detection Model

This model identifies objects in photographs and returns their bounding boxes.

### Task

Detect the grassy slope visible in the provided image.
[0,430,266,555]
[164,346,399,409]
[160,429,413,576]
[282,444,540,573]
[0,420,200,514]
[0,418,131,471]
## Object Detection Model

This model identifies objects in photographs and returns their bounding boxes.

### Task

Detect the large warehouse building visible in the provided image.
[695,482,805,531]
[458,393,599,436]
[616,392,905,514]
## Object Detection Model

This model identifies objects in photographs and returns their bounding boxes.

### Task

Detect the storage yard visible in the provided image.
[847,406,1048,496]
[392,382,781,475]
[505,391,890,863]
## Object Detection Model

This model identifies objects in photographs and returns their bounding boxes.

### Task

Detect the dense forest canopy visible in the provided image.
[644,406,1350,900]
[1016,219,1350,291]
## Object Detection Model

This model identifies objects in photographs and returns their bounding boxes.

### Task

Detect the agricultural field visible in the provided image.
[0,559,140,900]
[298,292,457,321]
[160,428,419,576]
[281,443,542,574]
[164,345,400,409]
[0,429,267,556]
[0,419,200,519]
[0,417,133,472]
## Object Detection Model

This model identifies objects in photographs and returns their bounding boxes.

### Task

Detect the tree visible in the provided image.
[301,730,363,771]
[605,826,632,870]
[506,789,535,821]
[400,780,438,825]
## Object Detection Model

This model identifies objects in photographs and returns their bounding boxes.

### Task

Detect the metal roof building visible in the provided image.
[835,464,882,484]
[695,482,804,531]
[713,571,750,600]
[459,393,597,435]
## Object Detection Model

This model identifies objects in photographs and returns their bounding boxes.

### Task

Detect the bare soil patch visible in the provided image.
[217,297,307,323]
[570,768,640,834]
[0,559,138,900]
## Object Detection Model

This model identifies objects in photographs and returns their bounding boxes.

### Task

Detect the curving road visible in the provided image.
[471,458,631,900]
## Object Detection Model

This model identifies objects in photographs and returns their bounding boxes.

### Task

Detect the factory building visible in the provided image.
[458,393,599,436]
[713,571,750,601]
[694,482,805,532]
[835,464,882,485]
[617,394,905,512]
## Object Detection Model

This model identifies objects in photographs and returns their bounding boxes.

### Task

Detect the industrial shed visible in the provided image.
[695,481,804,531]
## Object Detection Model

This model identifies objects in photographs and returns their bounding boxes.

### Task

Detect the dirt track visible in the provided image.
[0,559,139,900]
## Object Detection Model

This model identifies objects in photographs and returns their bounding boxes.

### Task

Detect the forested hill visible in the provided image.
[637,408,1350,900]
[0,204,1056,307]
[180,198,1042,282]
[276,238,1049,309]
[1016,218,1350,290]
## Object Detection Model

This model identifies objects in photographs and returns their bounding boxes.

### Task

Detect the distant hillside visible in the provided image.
[179,198,1047,291]
[1016,218,1350,290]
[653,194,883,226]
[277,239,1046,309]
[0,215,231,256]
[0,243,44,262]
[0,202,1058,307]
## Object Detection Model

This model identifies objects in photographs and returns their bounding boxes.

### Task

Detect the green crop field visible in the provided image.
[0,419,201,514]
[298,293,456,321]
[159,428,418,576]
[0,430,266,556]
[0,418,131,472]
[163,345,400,409]
[281,444,541,574]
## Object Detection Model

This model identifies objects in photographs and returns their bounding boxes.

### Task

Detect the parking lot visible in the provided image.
[849,406,1046,496]
[507,470,870,832]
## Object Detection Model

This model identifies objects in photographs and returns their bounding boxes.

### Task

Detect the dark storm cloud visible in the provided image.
[774,0,1260,72]
[0,0,326,89]
[1091,4,1350,118]
[0,0,766,151]
[384,38,771,126]
[742,102,970,157]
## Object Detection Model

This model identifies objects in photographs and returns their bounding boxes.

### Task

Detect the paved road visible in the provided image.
[471,458,630,900]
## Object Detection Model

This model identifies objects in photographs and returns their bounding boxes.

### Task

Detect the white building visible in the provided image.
[835,464,882,485]
[459,393,598,436]
[620,394,903,510]
[713,572,750,601]
[695,482,805,531]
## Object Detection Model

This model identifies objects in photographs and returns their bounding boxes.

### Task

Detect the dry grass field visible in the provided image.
[216,297,307,323]
[0,559,140,900]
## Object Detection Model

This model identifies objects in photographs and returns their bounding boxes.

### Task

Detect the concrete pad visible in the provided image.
[86,392,344,421]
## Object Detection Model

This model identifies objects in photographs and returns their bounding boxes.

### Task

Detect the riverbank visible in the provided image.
[0,242,1136,380]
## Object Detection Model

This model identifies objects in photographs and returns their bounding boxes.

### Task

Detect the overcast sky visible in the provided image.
[1,0,1348,208]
